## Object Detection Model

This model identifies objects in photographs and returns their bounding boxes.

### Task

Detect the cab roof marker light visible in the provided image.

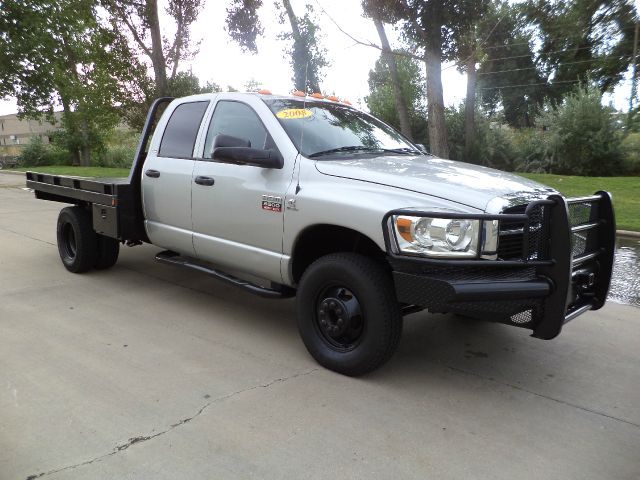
[326,95,340,102]
[257,89,272,95]
[311,92,324,99]
[342,99,352,105]
[292,90,306,97]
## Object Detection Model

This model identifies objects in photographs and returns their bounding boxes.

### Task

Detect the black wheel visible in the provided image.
[296,253,403,376]
[95,234,119,270]
[56,206,97,273]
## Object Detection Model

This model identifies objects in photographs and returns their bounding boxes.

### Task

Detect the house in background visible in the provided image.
[0,112,62,156]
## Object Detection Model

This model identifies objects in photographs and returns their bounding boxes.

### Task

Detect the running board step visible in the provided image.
[155,251,295,299]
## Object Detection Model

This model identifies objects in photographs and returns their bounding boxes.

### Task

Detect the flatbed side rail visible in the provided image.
[26,172,118,206]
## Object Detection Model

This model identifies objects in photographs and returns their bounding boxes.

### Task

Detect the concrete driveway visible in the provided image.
[1,172,639,480]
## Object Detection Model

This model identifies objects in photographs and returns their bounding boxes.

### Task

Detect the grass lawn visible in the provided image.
[519,173,639,232]
[9,166,131,178]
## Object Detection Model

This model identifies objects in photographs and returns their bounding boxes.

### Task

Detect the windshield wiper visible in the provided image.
[378,147,420,155]
[308,146,381,158]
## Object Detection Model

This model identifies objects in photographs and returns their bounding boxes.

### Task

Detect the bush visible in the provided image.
[18,137,73,167]
[94,128,138,168]
[94,144,135,168]
[621,132,640,175]
[547,87,624,176]
[18,137,48,167]
[446,105,517,170]
[510,128,555,173]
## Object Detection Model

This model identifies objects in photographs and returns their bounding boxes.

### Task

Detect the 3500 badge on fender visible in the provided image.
[261,195,282,212]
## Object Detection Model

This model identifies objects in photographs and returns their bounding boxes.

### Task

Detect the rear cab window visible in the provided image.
[159,101,209,158]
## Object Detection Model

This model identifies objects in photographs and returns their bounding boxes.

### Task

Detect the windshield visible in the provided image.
[264,99,421,159]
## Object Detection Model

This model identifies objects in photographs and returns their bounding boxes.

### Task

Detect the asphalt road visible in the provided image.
[1,172,639,480]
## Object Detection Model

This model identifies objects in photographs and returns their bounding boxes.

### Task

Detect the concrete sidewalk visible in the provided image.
[1,173,639,480]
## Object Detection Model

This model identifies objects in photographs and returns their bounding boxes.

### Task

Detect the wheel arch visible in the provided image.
[289,224,387,285]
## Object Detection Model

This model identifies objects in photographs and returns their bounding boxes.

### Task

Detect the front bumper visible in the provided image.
[385,193,616,339]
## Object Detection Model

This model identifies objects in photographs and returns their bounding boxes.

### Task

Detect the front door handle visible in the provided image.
[145,169,160,178]
[194,176,215,186]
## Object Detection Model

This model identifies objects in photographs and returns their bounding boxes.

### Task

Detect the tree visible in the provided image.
[366,53,427,143]
[477,2,546,128]
[525,0,637,101]
[364,0,485,158]
[103,0,203,97]
[362,0,413,139]
[547,86,624,175]
[452,0,489,160]
[226,0,329,93]
[0,0,141,165]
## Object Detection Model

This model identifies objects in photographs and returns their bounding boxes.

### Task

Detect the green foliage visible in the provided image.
[445,104,516,170]
[446,86,626,177]
[477,1,546,127]
[524,0,637,99]
[93,128,138,168]
[225,0,328,93]
[365,52,427,143]
[621,132,640,175]
[509,128,555,173]
[17,138,49,167]
[277,2,329,93]
[225,0,264,53]
[0,0,143,165]
[548,87,623,175]
[18,137,72,167]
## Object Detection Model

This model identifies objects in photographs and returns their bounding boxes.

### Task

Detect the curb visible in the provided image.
[617,230,640,239]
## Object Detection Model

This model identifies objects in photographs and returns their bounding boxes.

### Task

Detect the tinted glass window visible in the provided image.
[264,99,419,158]
[204,101,268,158]
[159,101,208,158]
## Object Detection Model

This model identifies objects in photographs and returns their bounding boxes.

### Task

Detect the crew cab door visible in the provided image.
[191,98,295,283]
[142,100,209,255]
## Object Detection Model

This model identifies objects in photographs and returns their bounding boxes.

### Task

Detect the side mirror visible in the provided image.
[212,133,251,149]
[213,147,284,169]
[416,143,429,154]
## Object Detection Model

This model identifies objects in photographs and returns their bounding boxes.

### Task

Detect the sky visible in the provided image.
[0,0,635,116]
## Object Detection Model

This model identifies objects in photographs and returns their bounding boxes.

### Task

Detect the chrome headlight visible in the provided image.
[390,215,495,259]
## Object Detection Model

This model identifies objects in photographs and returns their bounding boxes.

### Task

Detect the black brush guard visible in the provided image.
[384,192,616,339]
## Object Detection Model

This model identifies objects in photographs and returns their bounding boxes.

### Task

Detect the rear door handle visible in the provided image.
[194,176,215,186]
[145,169,160,178]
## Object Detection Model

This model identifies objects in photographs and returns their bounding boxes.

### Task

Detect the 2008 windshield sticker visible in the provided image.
[276,108,313,119]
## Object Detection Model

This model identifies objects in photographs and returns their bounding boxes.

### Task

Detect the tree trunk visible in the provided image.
[464,51,477,162]
[424,46,449,158]
[146,0,168,96]
[282,0,320,93]
[372,16,413,141]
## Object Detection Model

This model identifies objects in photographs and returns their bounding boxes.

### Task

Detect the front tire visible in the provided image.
[296,253,403,376]
[56,206,97,273]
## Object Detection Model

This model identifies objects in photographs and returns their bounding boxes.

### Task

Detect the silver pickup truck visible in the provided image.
[26,92,616,375]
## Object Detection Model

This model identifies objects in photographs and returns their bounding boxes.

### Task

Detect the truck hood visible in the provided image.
[314,155,555,211]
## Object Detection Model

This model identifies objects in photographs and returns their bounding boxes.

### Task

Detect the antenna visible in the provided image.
[295,62,310,194]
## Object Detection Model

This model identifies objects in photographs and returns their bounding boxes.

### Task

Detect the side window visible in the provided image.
[159,101,208,158]
[203,101,268,158]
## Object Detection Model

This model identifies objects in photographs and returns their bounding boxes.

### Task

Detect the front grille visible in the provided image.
[568,200,598,260]
[497,204,549,261]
